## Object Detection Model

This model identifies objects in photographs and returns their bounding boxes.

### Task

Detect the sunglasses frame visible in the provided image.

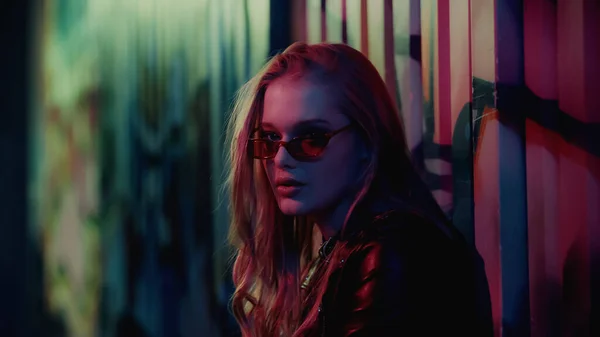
[248,123,354,160]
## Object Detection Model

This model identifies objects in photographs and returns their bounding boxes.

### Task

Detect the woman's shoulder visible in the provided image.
[341,209,475,275]
[350,209,463,250]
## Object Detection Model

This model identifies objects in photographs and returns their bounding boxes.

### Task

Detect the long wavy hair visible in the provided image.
[225,42,446,337]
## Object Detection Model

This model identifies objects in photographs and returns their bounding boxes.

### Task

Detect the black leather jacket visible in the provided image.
[315,210,494,336]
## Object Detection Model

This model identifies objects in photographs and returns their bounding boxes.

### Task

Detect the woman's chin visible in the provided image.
[278,198,311,216]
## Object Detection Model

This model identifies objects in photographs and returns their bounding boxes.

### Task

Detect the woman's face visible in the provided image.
[260,77,366,217]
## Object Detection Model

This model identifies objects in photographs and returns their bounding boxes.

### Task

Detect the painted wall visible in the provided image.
[29,0,270,336]
[292,1,599,336]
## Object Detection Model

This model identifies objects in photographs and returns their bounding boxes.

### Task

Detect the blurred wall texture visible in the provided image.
[2,0,596,337]
[27,0,273,336]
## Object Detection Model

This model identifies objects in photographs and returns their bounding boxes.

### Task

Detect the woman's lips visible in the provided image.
[276,184,304,197]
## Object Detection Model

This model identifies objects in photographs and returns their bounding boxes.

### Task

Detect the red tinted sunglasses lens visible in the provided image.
[250,140,276,158]
[249,137,329,159]
[289,137,328,158]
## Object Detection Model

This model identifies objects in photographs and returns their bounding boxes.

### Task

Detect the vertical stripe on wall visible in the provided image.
[345,0,362,50]
[307,0,322,43]
[321,0,327,41]
[407,0,423,153]
[449,0,474,245]
[432,0,452,211]
[291,0,307,42]
[420,0,434,113]
[448,0,471,139]
[435,0,451,147]
[383,0,397,108]
[584,1,600,335]
[341,0,348,43]
[366,0,385,76]
[420,0,451,212]
[495,0,531,335]
[360,0,369,56]
[556,0,592,335]
[470,0,502,334]
[523,0,560,336]
[325,0,342,42]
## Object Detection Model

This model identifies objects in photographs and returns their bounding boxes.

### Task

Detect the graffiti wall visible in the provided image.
[30,0,269,336]
[292,0,599,336]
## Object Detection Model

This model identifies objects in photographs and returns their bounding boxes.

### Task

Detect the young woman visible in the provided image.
[225,42,493,337]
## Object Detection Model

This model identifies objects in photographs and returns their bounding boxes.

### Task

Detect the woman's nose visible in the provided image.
[273,143,297,169]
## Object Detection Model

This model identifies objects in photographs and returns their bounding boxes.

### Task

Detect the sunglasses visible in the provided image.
[248,124,353,160]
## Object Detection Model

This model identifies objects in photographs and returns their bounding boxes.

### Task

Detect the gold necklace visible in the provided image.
[300,255,323,289]
[300,236,337,289]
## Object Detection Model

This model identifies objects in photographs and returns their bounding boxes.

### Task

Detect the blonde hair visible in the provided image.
[225,42,432,337]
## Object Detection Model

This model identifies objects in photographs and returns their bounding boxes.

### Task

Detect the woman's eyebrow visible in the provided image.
[295,118,332,128]
[260,118,332,130]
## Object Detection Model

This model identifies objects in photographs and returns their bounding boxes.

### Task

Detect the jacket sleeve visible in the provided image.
[332,242,414,337]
